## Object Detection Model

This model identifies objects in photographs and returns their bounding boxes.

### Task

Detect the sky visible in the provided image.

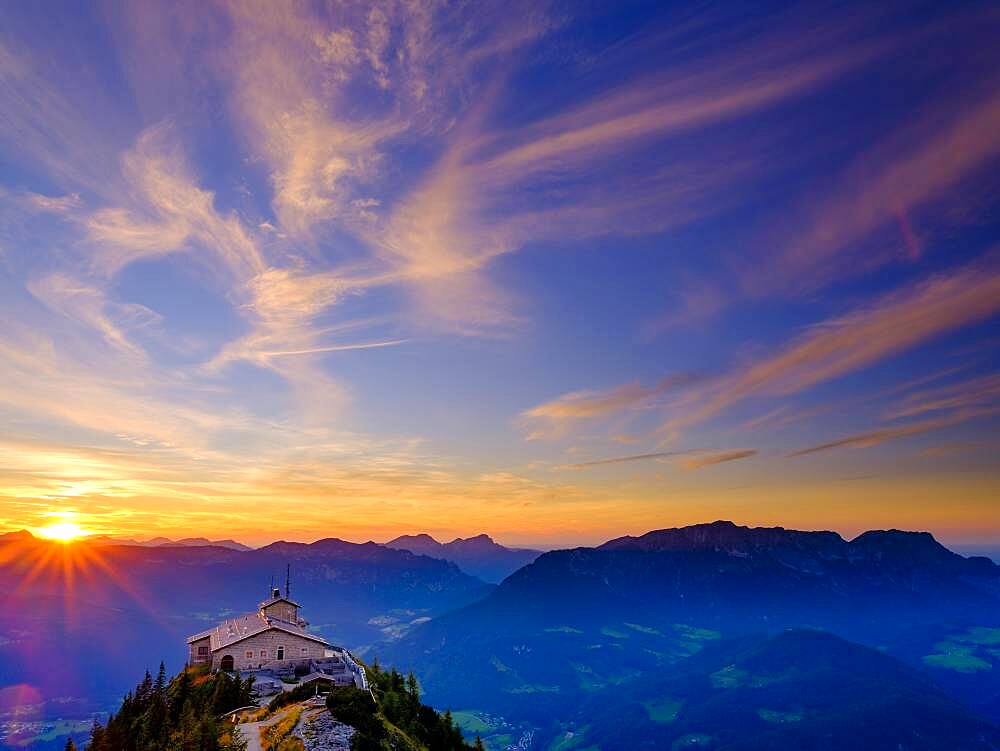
[0,0,997,548]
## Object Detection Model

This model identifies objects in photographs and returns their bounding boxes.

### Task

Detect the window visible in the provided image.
[245,651,253,659]
[276,646,285,660]
[260,650,267,658]
[197,646,209,656]
[301,647,308,655]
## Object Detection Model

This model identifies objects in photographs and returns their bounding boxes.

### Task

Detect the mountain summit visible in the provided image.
[600,520,995,574]
[386,532,540,582]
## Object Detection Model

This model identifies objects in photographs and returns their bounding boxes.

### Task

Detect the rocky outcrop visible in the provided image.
[295,708,354,751]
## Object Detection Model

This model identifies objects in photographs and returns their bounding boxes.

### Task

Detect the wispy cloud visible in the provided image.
[751,83,1000,295]
[367,7,892,332]
[788,408,997,457]
[920,442,985,457]
[531,257,1000,444]
[681,449,757,470]
[558,447,756,471]
[664,256,1000,435]
[521,374,702,439]
[27,273,159,358]
[86,125,265,281]
[559,450,693,469]
[884,373,1000,421]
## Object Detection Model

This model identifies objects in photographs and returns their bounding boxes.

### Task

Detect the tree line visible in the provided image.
[326,658,483,751]
[87,663,252,751]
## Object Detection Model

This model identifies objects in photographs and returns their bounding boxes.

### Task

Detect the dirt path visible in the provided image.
[235,719,265,751]
[236,705,304,751]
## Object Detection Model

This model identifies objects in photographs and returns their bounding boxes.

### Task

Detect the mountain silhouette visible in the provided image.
[383,521,1000,733]
[386,532,540,582]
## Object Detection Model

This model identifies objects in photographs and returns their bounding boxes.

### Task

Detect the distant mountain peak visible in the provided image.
[455,533,494,543]
[0,529,35,541]
[849,528,958,561]
[447,534,501,551]
[600,520,840,554]
[385,532,541,583]
[388,533,441,546]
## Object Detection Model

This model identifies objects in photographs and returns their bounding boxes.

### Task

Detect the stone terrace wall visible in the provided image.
[214,630,326,672]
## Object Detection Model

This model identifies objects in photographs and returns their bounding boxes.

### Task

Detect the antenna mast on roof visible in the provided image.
[285,563,291,599]
[269,574,274,598]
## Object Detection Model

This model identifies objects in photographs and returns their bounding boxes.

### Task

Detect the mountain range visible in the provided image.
[2,520,999,750]
[381,521,1000,745]
[91,535,253,550]
[0,528,539,580]
[0,529,253,550]
[0,532,492,720]
[385,532,541,582]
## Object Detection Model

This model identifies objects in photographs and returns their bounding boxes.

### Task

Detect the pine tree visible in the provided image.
[169,668,192,725]
[154,661,167,695]
[136,669,153,710]
[89,718,105,751]
[474,737,486,751]
[64,739,77,751]
[406,671,420,705]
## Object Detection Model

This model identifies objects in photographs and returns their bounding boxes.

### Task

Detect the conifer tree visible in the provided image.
[169,668,192,725]
[89,718,105,751]
[154,661,167,694]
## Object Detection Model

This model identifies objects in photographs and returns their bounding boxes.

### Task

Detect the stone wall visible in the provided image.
[213,629,327,672]
[189,636,211,666]
[263,601,298,623]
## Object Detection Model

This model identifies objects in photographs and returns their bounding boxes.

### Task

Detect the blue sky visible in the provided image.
[0,0,997,546]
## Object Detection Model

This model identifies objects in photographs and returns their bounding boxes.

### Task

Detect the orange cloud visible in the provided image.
[884,372,1000,420]
[666,256,1000,435]
[559,450,693,469]
[532,258,1000,445]
[788,408,998,457]
[749,82,1000,295]
[522,374,701,439]
[680,449,757,470]
[559,447,756,471]
[370,8,889,334]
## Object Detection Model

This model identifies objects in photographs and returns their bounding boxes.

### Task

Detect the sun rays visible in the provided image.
[36,520,87,542]
[0,514,165,632]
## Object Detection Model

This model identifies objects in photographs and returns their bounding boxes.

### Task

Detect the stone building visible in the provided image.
[186,587,333,673]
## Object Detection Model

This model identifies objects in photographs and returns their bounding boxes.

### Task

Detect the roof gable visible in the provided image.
[260,594,301,609]
[186,610,331,652]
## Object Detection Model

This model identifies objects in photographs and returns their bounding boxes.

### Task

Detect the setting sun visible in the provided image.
[36,521,88,543]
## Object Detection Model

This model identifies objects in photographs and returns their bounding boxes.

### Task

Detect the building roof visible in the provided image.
[259,594,301,609]
[299,671,336,684]
[186,609,330,651]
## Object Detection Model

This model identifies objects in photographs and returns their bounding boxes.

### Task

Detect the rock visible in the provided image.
[294,708,354,751]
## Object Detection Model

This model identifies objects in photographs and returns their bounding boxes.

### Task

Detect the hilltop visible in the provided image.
[85,660,478,751]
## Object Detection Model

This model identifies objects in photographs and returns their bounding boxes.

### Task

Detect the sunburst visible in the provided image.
[36,520,88,542]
